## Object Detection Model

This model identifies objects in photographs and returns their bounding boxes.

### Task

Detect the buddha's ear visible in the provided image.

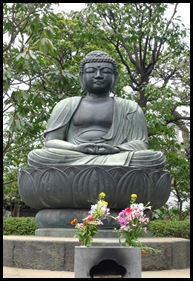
[111,74,119,93]
[79,73,85,92]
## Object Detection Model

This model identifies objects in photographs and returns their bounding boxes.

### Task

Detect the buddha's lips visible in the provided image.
[94,81,103,84]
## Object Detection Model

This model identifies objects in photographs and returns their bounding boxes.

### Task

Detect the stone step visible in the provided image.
[3,235,190,272]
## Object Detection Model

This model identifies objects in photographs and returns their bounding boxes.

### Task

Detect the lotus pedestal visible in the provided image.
[18,165,171,233]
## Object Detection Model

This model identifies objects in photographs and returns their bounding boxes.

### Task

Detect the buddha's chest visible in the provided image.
[72,98,114,127]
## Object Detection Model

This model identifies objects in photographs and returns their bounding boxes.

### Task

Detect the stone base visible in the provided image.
[35,228,118,238]
[74,246,141,278]
[3,236,190,271]
[35,208,120,229]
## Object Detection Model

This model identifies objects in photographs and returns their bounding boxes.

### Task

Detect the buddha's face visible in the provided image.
[82,62,115,95]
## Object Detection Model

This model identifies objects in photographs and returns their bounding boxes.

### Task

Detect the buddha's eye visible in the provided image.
[101,68,113,74]
[84,68,96,73]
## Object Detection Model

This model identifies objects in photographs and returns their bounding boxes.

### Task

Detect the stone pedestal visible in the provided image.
[74,246,141,278]
[18,165,171,210]
[18,165,171,230]
[35,208,120,230]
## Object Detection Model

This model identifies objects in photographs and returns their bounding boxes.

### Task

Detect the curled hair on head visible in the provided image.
[79,50,119,93]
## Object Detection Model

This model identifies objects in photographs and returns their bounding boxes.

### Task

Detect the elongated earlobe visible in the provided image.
[111,75,118,93]
[79,74,85,92]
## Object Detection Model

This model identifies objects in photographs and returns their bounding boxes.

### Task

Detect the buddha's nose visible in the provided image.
[94,69,103,78]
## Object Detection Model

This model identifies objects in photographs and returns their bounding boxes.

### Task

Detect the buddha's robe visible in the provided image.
[28,96,165,169]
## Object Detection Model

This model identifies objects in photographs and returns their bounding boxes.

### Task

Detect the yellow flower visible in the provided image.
[99,192,106,199]
[131,194,137,200]
[101,200,108,206]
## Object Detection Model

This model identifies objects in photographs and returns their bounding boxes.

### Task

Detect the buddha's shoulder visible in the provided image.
[57,96,82,104]
[53,96,82,109]
[114,97,139,112]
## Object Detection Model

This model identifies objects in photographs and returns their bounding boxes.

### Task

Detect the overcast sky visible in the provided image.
[53,3,190,29]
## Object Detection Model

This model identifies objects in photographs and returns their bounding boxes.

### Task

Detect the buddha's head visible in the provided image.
[79,50,119,94]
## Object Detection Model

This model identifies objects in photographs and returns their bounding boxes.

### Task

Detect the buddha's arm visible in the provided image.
[116,140,148,151]
[45,139,78,150]
[45,138,98,154]
[44,128,78,150]
[45,139,120,154]
[44,130,120,154]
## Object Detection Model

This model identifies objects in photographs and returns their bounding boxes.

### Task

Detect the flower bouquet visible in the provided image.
[71,192,110,246]
[112,194,160,254]
[71,192,160,254]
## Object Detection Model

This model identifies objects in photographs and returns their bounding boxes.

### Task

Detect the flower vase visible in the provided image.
[74,245,141,278]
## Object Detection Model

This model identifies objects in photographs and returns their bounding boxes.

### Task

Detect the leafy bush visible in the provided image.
[148,220,190,239]
[3,217,190,239]
[3,217,37,235]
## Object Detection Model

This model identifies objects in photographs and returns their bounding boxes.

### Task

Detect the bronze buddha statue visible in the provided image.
[28,50,165,169]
